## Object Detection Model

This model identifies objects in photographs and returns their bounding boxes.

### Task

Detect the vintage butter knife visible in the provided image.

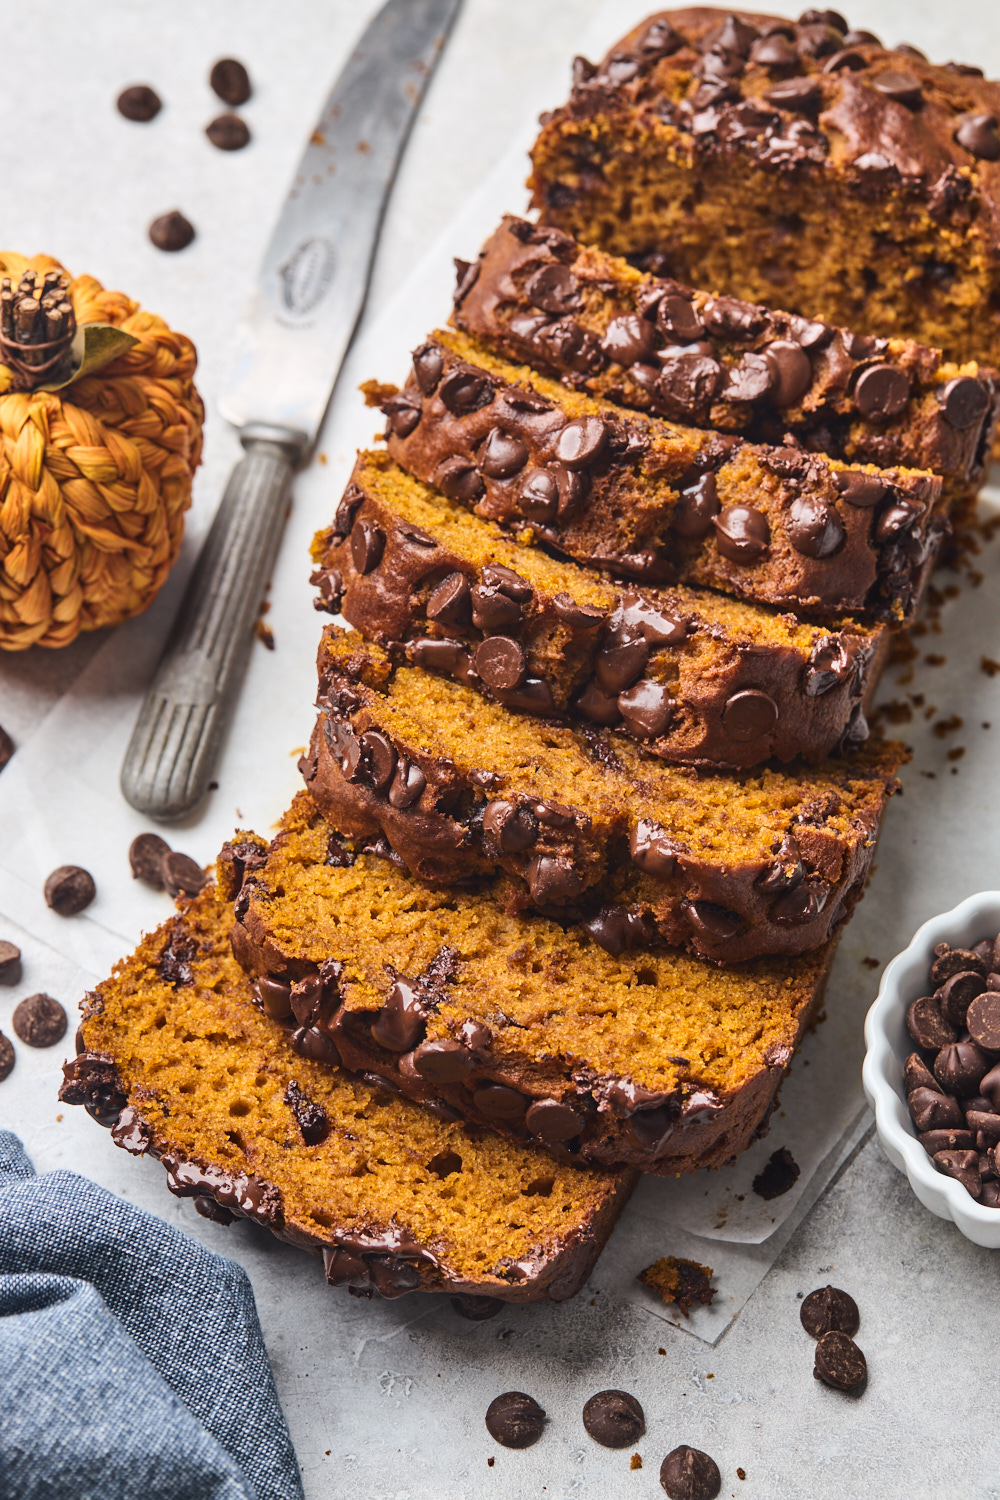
[121,0,462,820]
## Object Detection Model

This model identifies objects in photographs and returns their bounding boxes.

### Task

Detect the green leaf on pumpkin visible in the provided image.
[35,323,139,392]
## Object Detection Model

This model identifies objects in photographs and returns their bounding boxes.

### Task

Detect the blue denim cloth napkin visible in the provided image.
[0,1132,304,1500]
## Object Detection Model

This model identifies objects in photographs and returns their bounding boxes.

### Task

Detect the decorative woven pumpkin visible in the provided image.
[0,253,203,650]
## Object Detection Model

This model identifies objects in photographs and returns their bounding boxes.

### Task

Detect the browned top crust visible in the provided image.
[533,8,1000,253]
[453,215,999,486]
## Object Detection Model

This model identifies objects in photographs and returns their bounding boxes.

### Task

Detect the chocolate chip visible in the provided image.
[485,1392,546,1449]
[750,32,798,67]
[657,352,721,416]
[657,294,704,344]
[934,1041,990,1098]
[426,572,471,627]
[934,1148,982,1197]
[527,854,582,905]
[411,1039,473,1083]
[659,1445,722,1500]
[919,1128,975,1155]
[285,1080,329,1146]
[518,468,560,522]
[453,256,480,305]
[630,819,680,878]
[439,368,493,415]
[470,583,522,632]
[823,47,867,71]
[44,866,96,916]
[0,1032,13,1081]
[372,978,427,1052]
[0,940,21,986]
[721,689,778,741]
[702,296,765,340]
[834,470,885,508]
[673,474,720,540]
[525,1097,584,1142]
[800,1285,860,1338]
[254,976,293,1021]
[766,76,822,111]
[842,28,880,43]
[752,1146,800,1199]
[955,112,1000,161]
[595,633,649,694]
[872,69,922,106]
[350,519,385,574]
[786,496,845,558]
[0,724,12,770]
[854,364,910,420]
[907,1086,964,1133]
[576,680,621,725]
[483,800,538,853]
[618,679,674,738]
[553,593,606,631]
[387,757,426,811]
[474,636,527,692]
[129,832,171,887]
[930,945,988,987]
[525,264,580,315]
[451,1294,504,1320]
[966,992,1000,1052]
[206,113,250,150]
[685,901,742,941]
[480,428,529,479]
[813,1330,867,1391]
[602,313,657,365]
[162,852,209,898]
[149,210,195,254]
[358,731,397,793]
[12,993,67,1048]
[117,85,162,122]
[536,318,606,376]
[620,594,687,644]
[725,352,775,403]
[940,376,990,431]
[765,340,813,405]
[435,456,484,503]
[583,1390,645,1448]
[556,416,607,470]
[469,1083,526,1124]
[210,58,251,105]
[713,505,770,563]
[531,799,576,828]
[498,677,556,715]
[938,969,988,1027]
[904,1052,937,1095]
[771,881,829,924]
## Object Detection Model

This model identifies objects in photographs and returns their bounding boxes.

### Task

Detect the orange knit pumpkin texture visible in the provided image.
[0,253,203,650]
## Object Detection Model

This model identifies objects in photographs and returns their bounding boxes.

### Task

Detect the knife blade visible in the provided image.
[120,0,462,822]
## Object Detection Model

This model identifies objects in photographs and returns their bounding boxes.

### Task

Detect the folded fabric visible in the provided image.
[0,1132,303,1500]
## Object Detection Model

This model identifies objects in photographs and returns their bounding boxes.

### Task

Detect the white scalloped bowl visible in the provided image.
[863,890,1000,1248]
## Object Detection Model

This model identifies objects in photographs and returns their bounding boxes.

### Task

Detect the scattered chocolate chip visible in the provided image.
[350,519,385,574]
[955,112,1000,161]
[660,1445,722,1500]
[206,113,250,150]
[117,85,162,122]
[210,58,251,106]
[525,264,580,315]
[834,470,885,508]
[0,1033,13,1082]
[583,1390,645,1448]
[480,428,529,479]
[602,312,657,365]
[0,940,21,986]
[673,474,720,540]
[800,1285,859,1338]
[813,1330,867,1391]
[786,496,845,558]
[149,211,195,252]
[854,364,910,420]
[451,1294,503,1320]
[872,69,922,106]
[162,852,209,898]
[129,832,171,887]
[525,1097,584,1143]
[752,1146,800,1200]
[713,505,770,563]
[44,866,96,917]
[474,636,527,692]
[485,1392,546,1449]
[939,376,990,430]
[766,76,821,111]
[906,994,957,1050]
[12,993,67,1048]
[721,689,778,741]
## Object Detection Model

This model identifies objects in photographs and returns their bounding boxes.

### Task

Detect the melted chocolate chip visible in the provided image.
[814,1331,867,1391]
[752,1145,800,1199]
[470,583,523,632]
[453,257,480,305]
[358,731,397,792]
[685,901,742,941]
[388,757,426,811]
[426,572,471,627]
[656,293,704,343]
[660,1445,722,1500]
[372,978,427,1052]
[602,312,657,365]
[254,976,293,1021]
[412,344,444,395]
[350,519,385,574]
[480,428,529,479]
[629,819,680,878]
[12,993,67,1048]
[786,496,845,558]
[582,1390,645,1448]
[474,636,527,692]
[285,1080,329,1145]
[750,32,798,67]
[439,368,493,415]
[44,865,96,916]
[725,352,774,403]
[673,473,720,540]
[525,1097,584,1143]
[702,295,765,340]
[435,456,484,503]
[553,593,606,630]
[474,1083,528,1122]
[483,800,538,853]
[383,393,422,438]
[872,69,922,106]
[595,633,649,695]
[525,263,580,315]
[854,364,910,420]
[618,679,674,738]
[657,352,721,417]
[766,76,822,111]
[721,689,778,741]
[576,677,621,725]
[955,112,1000,161]
[834,470,885,508]
[940,376,990,430]
[766,340,813,405]
[713,505,770,563]
[411,1038,473,1083]
[556,416,607,469]
[518,468,560,522]
[485,1392,546,1449]
[527,854,582,905]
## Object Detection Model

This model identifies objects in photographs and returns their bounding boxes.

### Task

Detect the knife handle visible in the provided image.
[120,426,305,822]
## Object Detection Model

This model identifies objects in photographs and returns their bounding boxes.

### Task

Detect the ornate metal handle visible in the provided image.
[120,425,304,821]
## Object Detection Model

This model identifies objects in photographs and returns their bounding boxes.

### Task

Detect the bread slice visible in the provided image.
[303,627,903,963]
[312,449,886,768]
[379,327,945,624]
[60,877,633,1305]
[453,216,999,502]
[231,792,836,1174]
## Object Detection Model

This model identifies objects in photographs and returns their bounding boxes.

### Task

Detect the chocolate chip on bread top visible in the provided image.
[313,450,884,768]
[380,328,945,624]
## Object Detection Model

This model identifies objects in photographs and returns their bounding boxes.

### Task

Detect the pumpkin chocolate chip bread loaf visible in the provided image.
[60,875,632,1304]
[231,793,837,1174]
[303,628,903,962]
[529,9,1000,376]
[453,216,999,500]
[380,327,944,624]
[313,450,885,768]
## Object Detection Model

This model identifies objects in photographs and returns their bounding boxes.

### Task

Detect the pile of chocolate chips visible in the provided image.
[904,933,1000,1206]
